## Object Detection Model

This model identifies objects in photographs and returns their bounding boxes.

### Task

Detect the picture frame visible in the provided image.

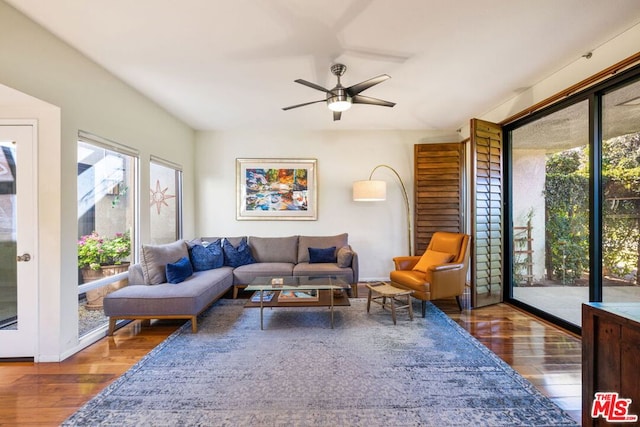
[236,158,317,220]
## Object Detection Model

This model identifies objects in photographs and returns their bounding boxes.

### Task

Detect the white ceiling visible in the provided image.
[6,0,640,131]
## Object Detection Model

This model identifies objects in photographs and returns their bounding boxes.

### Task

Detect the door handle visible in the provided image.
[16,253,31,262]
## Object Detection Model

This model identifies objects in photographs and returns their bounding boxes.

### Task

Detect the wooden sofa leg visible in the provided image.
[108,318,116,336]
[191,317,198,333]
[421,300,426,318]
[455,295,463,311]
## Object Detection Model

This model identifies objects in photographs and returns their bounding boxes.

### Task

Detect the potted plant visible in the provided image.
[78,231,131,309]
[78,231,131,271]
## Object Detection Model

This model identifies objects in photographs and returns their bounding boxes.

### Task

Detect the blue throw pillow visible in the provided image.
[308,246,337,263]
[166,256,193,284]
[189,240,223,271]
[223,237,256,268]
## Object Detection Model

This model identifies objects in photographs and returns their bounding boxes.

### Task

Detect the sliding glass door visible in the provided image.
[601,79,640,301]
[506,66,640,330]
[509,101,590,327]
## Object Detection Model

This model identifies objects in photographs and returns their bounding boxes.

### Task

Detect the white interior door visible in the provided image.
[0,123,38,358]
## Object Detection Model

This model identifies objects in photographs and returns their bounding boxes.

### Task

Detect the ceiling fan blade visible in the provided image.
[352,95,396,108]
[346,74,391,96]
[282,99,325,111]
[333,111,342,121]
[294,79,335,94]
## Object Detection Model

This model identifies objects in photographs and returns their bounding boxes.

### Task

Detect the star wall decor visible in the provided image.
[150,179,175,215]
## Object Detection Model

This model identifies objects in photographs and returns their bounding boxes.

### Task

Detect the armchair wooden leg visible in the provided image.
[421,300,426,318]
[455,295,463,311]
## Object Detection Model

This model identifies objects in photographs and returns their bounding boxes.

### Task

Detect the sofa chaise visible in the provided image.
[103,234,358,335]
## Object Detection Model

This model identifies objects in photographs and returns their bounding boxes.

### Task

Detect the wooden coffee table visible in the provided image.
[244,276,351,330]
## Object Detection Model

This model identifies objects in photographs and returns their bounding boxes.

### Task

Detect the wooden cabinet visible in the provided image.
[582,303,640,426]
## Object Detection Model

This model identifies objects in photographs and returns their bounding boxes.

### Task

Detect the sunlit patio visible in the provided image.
[514,285,640,327]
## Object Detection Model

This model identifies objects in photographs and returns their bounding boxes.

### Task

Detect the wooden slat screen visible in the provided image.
[470,119,503,308]
[413,143,464,255]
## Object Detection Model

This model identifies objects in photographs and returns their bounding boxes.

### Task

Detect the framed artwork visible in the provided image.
[236,158,317,220]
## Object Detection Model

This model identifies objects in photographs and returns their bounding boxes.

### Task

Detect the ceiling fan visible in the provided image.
[282,64,396,121]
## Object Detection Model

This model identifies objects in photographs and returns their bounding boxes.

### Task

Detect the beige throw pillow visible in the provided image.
[141,240,189,285]
[337,246,354,268]
[412,249,454,273]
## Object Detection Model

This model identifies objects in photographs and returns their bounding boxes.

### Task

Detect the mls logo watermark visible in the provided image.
[591,392,638,423]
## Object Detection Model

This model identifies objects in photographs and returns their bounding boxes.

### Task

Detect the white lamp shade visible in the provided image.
[353,180,386,201]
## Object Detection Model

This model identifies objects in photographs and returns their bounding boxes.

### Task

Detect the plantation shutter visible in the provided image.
[413,143,465,255]
[470,119,504,308]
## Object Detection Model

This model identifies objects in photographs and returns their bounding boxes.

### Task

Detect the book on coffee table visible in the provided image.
[250,291,275,302]
[277,289,319,302]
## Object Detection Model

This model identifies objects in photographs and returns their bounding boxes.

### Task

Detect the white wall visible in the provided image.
[512,150,546,282]
[194,129,459,280]
[0,1,195,361]
[460,22,640,135]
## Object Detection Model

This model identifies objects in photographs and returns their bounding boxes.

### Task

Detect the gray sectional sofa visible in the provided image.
[103,234,358,335]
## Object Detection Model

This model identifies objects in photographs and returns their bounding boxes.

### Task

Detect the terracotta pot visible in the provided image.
[80,263,129,310]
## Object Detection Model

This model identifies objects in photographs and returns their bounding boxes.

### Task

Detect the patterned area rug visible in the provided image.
[64,299,577,426]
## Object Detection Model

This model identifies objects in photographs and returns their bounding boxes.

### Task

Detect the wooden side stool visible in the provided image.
[366,282,413,325]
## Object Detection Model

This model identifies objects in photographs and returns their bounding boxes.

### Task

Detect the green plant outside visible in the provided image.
[78,231,131,270]
[544,133,640,285]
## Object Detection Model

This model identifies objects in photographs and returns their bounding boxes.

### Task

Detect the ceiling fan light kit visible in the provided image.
[327,96,352,112]
[283,63,395,121]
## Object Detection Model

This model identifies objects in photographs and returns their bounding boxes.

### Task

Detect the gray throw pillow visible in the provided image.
[141,240,189,285]
[337,246,354,268]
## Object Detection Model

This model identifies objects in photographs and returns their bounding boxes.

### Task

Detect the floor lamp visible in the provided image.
[352,164,413,256]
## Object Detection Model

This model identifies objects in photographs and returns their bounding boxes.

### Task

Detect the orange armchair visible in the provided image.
[390,232,471,317]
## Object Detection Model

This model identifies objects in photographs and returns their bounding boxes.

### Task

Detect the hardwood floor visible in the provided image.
[0,320,183,426]
[0,291,582,426]
[431,298,582,423]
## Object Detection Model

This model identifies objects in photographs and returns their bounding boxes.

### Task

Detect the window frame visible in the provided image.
[149,155,183,243]
[76,131,139,337]
[503,63,640,334]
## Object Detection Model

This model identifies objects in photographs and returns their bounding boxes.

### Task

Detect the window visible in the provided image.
[0,141,16,330]
[509,100,590,327]
[505,64,640,331]
[149,157,182,244]
[601,78,640,301]
[77,132,137,337]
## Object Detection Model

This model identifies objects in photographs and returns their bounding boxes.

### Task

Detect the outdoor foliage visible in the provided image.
[545,150,589,283]
[78,231,131,270]
[602,134,640,283]
[545,133,640,285]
